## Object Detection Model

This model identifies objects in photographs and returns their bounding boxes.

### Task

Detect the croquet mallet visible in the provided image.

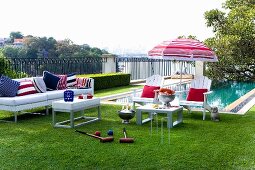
[119,128,134,143]
[75,130,114,143]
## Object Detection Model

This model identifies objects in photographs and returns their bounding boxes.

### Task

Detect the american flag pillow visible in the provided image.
[76,78,92,88]
[57,75,67,90]
[17,80,38,96]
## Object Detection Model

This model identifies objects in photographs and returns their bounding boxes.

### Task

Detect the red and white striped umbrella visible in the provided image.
[148,38,218,62]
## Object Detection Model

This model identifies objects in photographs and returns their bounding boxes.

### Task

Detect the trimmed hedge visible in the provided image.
[78,73,130,90]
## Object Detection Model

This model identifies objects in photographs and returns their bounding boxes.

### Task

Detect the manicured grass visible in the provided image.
[1,105,255,169]
[94,84,143,97]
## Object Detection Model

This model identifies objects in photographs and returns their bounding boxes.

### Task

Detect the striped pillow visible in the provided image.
[76,78,92,88]
[17,80,38,96]
[67,73,76,87]
[57,75,67,90]
[33,77,47,93]
[0,76,20,97]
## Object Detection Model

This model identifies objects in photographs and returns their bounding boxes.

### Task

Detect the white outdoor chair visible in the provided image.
[178,76,213,120]
[132,74,164,109]
[132,74,164,127]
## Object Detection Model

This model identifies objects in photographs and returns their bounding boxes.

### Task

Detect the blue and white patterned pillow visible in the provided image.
[0,76,20,97]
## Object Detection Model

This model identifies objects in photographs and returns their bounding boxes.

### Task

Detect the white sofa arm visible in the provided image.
[90,78,94,95]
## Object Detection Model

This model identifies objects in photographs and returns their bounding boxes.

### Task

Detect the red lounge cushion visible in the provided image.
[186,88,208,102]
[141,85,160,98]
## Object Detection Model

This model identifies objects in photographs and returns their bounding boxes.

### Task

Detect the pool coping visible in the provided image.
[223,88,255,115]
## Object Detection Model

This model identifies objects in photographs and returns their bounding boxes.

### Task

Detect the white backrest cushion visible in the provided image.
[145,75,164,87]
[190,76,211,90]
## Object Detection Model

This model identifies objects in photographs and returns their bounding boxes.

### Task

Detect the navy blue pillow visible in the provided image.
[0,76,20,97]
[43,71,60,90]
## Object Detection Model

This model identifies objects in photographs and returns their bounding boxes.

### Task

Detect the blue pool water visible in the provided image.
[207,81,255,110]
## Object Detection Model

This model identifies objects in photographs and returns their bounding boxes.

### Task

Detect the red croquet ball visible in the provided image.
[94,131,101,137]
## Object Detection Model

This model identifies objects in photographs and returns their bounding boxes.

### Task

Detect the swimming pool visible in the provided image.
[207,81,255,110]
[104,81,255,113]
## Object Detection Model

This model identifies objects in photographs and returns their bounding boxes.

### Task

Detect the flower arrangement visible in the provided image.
[159,88,175,95]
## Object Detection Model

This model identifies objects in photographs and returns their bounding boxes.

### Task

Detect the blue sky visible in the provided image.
[1,0,225,54]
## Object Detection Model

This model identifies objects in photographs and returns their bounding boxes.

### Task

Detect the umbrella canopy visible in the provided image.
[148,38,218,62]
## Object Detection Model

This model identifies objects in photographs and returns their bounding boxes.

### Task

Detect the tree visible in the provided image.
[55,39,80,58]
[2,46,27,58]
[23,36,57,58]
[204,0,255,81]
[178,35,198,40]
[9,31,24,43]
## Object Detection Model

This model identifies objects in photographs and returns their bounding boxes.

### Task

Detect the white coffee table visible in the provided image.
[52,98,101,128]
[136,105,183,128]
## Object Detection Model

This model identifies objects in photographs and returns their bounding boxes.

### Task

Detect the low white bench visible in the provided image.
[52,98,101,128]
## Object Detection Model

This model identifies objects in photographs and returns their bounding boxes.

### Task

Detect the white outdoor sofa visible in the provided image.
[0,77,94,123]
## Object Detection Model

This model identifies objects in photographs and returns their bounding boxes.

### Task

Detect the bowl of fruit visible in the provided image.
[157,88,175,107]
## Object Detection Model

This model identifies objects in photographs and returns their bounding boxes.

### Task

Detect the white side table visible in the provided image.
[136,105,183,128]
[52,98,101,128]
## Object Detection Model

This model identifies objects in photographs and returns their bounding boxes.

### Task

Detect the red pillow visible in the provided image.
[186,88,208,102]
[141,85,160,98]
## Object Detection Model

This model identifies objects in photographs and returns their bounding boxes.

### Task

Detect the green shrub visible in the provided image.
[78,73,130,90]
[0,50,28,78]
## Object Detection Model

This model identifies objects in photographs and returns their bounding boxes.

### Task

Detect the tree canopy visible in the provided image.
[204,0,255,81]
[1,34,109,59]
[9,31,23,43]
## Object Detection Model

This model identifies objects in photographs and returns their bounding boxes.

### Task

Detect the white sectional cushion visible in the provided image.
[46,89,92,100]
[0,93,47,106]
[45,90,65,100]
[72,88,93,96]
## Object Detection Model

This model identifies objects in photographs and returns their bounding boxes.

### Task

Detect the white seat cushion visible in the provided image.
[0,93,47,106]
[46,90,66,100]
[132,97,154,103]
[46,89,93,100]
[179,100,203,107]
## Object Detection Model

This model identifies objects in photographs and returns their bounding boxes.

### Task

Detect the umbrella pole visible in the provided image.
[151,61,154,75]
[179,61,183,91]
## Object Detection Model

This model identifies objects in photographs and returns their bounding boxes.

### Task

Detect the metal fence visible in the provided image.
[1,55,195,80]
[116,55,195,80]
[3,57,106,77]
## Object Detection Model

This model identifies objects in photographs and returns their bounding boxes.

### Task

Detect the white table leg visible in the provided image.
[97,105,101,120]
[136,110,142,125]
[70,111,74,128]
[167,112,173,128]
[52,109,56,127]
[177,109,183,123]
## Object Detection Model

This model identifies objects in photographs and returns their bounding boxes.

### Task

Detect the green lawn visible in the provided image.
[94,84,143,97]
[0,104,255,169]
